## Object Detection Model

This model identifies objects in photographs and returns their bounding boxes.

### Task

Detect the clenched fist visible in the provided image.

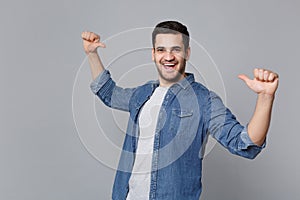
[81,31,106,54]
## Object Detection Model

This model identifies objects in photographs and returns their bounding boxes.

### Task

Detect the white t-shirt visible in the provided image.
[126,86,168,200]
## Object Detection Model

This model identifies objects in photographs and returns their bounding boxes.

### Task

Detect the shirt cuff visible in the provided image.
[239,126,266,150]
[90,70,111,94]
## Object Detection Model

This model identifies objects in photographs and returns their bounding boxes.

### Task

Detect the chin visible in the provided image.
[161,72,184,83]
[156,63,186,83]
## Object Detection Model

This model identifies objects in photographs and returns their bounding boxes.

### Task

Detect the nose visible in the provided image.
[164,50,175,61]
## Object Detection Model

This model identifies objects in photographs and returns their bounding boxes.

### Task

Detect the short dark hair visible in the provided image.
[152,21,190,50]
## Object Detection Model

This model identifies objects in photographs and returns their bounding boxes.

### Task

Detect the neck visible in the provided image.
[159,73,186,87]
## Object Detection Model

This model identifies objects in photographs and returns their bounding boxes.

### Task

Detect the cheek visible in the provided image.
[176,53,186,61]
[153,54,163,62]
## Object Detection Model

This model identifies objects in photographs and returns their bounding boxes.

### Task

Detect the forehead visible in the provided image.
[154,33,184,47]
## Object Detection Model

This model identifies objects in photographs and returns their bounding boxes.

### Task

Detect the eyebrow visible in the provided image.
[155,46,182,49]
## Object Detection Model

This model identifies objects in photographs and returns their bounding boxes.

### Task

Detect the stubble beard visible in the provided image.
[156,60,186,84]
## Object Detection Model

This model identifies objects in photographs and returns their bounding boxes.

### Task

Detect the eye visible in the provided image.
[172,47,182,53]
[156,47,165,52]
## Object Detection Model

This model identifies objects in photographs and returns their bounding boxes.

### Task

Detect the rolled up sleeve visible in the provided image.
[90,70,111,94]
[90,70,136,112]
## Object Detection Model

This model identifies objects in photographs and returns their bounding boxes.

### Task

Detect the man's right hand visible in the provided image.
[81,31,106,54]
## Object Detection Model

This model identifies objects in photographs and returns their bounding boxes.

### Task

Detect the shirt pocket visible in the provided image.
[162,108,194,148]
[169,109,194,135]
[172,109,193,118]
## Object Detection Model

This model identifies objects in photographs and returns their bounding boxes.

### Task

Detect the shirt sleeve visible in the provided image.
[205,91,266,159]
[90,70,136,112]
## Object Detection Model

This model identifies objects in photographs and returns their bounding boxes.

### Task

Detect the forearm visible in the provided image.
[88,52,105,80]
[247,94,275,146]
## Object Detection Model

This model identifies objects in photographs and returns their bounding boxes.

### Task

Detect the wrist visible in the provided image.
[257,93,275,102]
[87,51,99,57]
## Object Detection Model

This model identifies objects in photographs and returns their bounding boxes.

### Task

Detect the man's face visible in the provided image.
[152,33,190,87]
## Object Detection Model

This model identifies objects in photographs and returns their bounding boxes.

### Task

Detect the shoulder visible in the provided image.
[130,80,157,100]
[135,80,158,92]
[190,81,210,97]
[190,81,225,109]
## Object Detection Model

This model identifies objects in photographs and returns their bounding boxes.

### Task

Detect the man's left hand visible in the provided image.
[238,68,279,96]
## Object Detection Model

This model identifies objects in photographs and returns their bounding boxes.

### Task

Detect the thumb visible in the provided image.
[238,74,251,84]
[95,42,106,48]
[86,42,106,54]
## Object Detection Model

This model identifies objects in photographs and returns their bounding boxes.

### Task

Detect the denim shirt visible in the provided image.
[90,70,265,200]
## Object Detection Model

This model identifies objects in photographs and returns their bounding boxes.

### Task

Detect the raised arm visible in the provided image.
[81,31,136,112]
[81,31,106,80]
[238,68,279,146]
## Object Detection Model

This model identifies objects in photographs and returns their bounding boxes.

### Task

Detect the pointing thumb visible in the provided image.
[238,74,251,84]
[96,42,106,48]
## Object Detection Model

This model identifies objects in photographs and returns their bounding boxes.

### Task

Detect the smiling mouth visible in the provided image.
[162,63,177,70]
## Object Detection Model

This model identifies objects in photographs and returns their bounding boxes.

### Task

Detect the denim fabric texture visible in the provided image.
[90,70,265,200]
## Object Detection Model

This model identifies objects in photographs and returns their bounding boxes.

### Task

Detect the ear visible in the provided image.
[152,48,155,61]
[185,47,191,60]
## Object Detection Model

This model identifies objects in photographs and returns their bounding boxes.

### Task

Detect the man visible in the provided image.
[81,21,279,200]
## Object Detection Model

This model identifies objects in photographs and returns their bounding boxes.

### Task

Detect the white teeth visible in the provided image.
[164,63,175,66]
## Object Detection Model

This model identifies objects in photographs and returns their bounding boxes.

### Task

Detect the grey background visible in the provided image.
[1,0,299,199]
